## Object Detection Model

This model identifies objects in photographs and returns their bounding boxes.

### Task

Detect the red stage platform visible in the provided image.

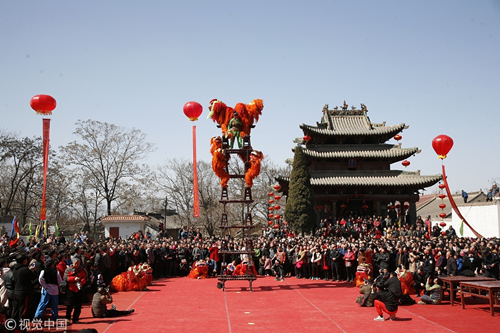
[39,277,499,333]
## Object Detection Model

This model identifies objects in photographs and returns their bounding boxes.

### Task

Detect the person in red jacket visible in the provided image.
[209,242,221,276]
[64,258,87,324]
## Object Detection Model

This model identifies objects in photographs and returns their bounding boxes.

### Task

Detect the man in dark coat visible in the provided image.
[12,254,36,323]
[421,247,435,280]
[480,247,500,279]
[383,271,403,301]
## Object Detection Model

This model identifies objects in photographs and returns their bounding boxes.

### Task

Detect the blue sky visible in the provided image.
[1,0,499,194]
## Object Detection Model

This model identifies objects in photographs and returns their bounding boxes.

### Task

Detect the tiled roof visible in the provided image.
[300,144,419,159]
[416,191,486,220]
[100,215,150,222]
[300,118,405,136]
[276,171,442,188]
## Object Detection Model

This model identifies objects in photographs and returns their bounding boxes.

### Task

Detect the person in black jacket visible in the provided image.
[12,254,36,323]
[372,282,398,321]
[421,247,435,280]
[480,247,500,279]
[383,271,402,301]
[329,245,342,281]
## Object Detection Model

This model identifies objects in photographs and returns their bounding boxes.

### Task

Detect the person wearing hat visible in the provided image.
[480,247,500,279]
[12,254,37,323]
[34,259,62,320]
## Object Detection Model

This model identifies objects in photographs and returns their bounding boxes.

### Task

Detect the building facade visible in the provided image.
[277,102,442,225]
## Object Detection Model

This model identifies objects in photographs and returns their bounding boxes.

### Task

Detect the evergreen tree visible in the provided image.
[284,145,317,233]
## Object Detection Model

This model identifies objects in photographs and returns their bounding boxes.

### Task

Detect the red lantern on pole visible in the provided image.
[438,184,446,190]
[30,94,56,115]
[439,213,447,219]
[268,192,274,197]
[268,221,273,225]
[268,206,274,211]
[274,205,281,210]
[441,231,447,236]
[394,134,402,141]
[273,224,280,229]
[273,184,281,191]
[432,135,454,160]
[183,101,203,121]
[268,199,274,204]
[440,221,447,227]
[268,213,274,219]
[402,160,410,167]
[303,135,311,142]
[439,194,446,199]
[274,195,281,201]
[274,214,280,220]
[439,203,446,209]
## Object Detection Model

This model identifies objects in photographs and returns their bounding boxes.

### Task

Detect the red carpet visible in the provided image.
[39,277,499,333]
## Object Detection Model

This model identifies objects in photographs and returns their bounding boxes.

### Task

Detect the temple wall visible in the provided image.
[450,201,500,238]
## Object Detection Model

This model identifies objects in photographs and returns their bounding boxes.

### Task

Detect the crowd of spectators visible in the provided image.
[0,213,499,329]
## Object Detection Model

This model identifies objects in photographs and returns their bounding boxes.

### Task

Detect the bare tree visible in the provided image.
[60,119,155,216]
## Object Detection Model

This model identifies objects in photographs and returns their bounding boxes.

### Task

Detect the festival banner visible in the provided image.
[193,125,200,217]
[40,119,50,221]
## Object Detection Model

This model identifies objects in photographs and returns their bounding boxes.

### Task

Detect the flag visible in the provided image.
[29,221,32,236]
[9,217,20,247]
[460,220,464,236]
[55,221,59,237]
[10,217,20,238]
[43,221,48,238]
[35,223,41,239]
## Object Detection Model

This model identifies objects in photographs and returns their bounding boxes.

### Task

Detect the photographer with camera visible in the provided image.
[91,286,134,318]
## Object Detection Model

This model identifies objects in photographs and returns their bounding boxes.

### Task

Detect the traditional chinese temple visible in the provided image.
[276,102,442,225]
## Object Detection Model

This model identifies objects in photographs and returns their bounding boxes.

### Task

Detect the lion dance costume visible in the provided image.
[110,263,153,292]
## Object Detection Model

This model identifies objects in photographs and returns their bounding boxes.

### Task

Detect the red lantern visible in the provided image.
[402,160,410,167]
[268,206,274,211]
[268,192,274,197]
[269,199,274,204]
[268,213,274,219]
[394,134,402,141]
[362,204,369,210]
[438,184,446,190]
[439,213,447,219]
[273,224,280,229]
[439,203,446,209]
[273,184,281,191]
[441,231,447,236]
[303,135,311,142]
[30,94,56,115]
[440,221,447,227]
[268,221,273,225]
[432,135,454,160]
[439,194,446,199]
[340,204,346,209]
[183,101,203,121]
[283,221,288,225]
[274,214,280,220]
[274,205,281,210]
[274,195,281,201]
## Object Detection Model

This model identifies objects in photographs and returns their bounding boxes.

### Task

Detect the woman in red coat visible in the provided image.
[64,258,87,324]
[209,243,220,275]
[343,247,356,283]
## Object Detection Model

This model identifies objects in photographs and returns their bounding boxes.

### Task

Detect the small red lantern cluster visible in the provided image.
[438,182,447,233]
[30,94,56,115]
[303,135,311,142]
[268,185,284,229]
[394,134,402,141]
[402,160,410,168]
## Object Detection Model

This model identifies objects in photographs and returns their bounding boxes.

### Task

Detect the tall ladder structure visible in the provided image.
[217,135,257,291]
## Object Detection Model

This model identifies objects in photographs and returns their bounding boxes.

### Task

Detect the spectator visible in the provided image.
[34,259,62,320]
[372,282,398,321]
[64,257,87,324]
[418,277,442,305]
[91,287,134,318]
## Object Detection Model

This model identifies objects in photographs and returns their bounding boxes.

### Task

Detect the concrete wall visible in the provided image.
[450,202,500,238]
